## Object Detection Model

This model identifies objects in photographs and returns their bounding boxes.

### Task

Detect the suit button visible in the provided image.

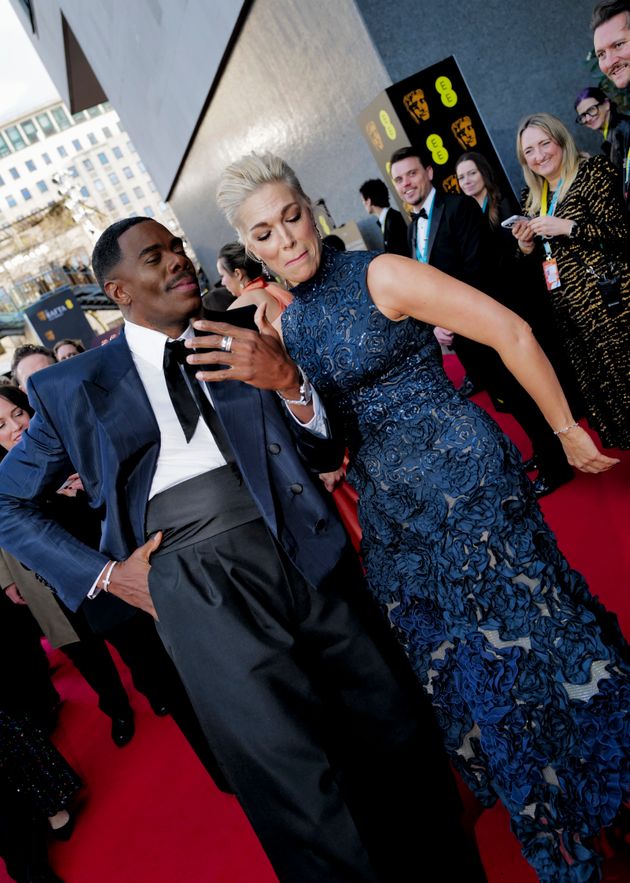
[267,443,281,455]
[314,518,327,534]
[290,483,303,495]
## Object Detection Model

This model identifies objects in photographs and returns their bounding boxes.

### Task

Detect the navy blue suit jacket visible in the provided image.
[0,332,347,611]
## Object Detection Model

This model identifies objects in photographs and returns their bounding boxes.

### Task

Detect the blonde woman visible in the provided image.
[513,112,630,448]
[209,151,629,882]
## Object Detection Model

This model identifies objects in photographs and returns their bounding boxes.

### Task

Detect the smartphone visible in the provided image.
[500,215,530,229]
[192,304,258,371]
[200,304,258,331]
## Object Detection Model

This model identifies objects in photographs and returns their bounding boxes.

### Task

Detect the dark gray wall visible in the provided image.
[170,0,392,279]
[355,0,604,191]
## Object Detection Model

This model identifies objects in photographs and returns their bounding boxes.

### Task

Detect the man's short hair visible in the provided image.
[11,344,54,382]
[591,0,630,30]
[92,216,153,292]
[390,147,426,168]
[359,179,390,207]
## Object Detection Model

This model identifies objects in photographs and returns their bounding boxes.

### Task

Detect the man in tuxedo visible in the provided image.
[390,146,491,395]
[359,178,409,255]
[0,218,485,883]
[592,0,630,211]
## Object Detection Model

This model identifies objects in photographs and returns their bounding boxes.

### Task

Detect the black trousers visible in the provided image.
[148,519,486,883]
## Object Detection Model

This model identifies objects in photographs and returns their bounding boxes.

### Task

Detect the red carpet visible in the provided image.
[2,354,628,882]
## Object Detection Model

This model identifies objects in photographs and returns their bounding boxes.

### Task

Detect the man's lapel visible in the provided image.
[209,380,277,531]
[427,192,444,262]
[82,332,160,534]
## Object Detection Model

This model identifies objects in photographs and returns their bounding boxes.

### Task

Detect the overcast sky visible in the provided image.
[0,0,60,125]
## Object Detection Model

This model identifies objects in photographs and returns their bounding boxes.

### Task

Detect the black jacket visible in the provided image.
[407,189,488,289]
[381,207,410,256]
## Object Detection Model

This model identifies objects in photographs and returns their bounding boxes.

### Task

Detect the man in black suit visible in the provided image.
[390,146,491,395]
[0,218,485,883]
[359,178,409,255]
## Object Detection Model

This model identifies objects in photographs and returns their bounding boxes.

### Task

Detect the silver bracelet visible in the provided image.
[553,422,579,436]
[101,560,117,592]
[276,367,313,407]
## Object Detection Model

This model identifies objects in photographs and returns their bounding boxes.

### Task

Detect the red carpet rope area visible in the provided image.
[2,354,628,882]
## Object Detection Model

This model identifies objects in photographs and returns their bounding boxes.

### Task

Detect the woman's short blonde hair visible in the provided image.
[217,152,311,238]
[516,113,583,215]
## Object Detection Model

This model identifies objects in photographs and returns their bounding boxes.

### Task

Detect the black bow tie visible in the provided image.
[414,208,428,220]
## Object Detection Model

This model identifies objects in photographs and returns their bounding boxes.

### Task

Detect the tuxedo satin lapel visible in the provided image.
[427,198,444,261]
[82,334,160,538]
[209,381,277,531]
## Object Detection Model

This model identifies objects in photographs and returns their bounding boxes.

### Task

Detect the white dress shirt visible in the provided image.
[378,206,390,229]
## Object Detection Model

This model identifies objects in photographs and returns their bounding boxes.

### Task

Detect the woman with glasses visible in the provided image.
[512,112,630,449]
[574,86,630,212]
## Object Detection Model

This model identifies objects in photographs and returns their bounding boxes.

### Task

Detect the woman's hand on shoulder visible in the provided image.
[558,426,619,473]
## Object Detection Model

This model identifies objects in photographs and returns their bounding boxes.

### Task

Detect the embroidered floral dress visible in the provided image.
[282,245,630,883]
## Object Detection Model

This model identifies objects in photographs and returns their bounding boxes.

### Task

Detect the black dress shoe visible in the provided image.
[49,810,75,842]
[522,456,538,472]
[458,376,479,398]
[111,714,135,747]
[532,470,574,499]
[147,698,169,717]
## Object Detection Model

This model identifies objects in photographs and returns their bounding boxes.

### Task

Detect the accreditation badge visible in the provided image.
[543,258,561,291]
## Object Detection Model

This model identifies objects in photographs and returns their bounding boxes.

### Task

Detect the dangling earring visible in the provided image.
[248,248,273,280]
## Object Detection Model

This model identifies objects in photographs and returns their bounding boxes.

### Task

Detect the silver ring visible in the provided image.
[220,335,233,353]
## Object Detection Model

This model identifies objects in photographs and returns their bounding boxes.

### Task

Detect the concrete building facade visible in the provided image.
[9,0,604,278]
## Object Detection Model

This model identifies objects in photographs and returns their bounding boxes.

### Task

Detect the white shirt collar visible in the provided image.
[378,206,389,226]
[124,320,194,370]
[418,187,436,216]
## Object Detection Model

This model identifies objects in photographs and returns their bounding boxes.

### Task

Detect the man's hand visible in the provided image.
[319,468,346,493]
[4,583,27,605]
[188,304,299,392]
[102,532,163,620]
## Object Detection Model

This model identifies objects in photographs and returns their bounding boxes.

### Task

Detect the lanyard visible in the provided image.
[415,200,434,264]
[603,117,610,141]
[625,148,630,188]
[482,195,488,214]
[540,178,563,258]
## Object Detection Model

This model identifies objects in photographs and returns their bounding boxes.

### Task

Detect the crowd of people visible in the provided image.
[0,2,628,882]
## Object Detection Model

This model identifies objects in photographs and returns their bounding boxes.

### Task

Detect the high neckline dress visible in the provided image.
[282,245,630,883]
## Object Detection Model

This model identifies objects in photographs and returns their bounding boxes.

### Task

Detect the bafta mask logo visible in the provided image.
[36,310,46,321]
[403,89,430,123]
[442,175,460,194]
[451,115,477,149]
[365,120,384,152]
[44,330,55,341]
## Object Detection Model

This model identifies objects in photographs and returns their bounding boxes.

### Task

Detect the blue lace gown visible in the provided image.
[282,246,630,883]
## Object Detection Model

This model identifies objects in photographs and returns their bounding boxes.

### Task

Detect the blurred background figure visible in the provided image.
[455,150,579,495]
[574,85,630,211]
[359,178,409,256]
[218,241,291,320]
[0,708,81,883]
[514,111,630,450]
[216,241,264,298]
[321,234,346,252]
[52,340,85,362]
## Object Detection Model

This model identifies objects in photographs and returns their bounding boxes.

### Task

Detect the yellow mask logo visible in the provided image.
[442,175,461,194]
[366,120,384,151]
[451,115,477,149]
[403,89,430,123]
